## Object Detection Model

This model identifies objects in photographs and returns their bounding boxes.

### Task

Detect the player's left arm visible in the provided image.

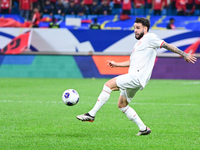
[162,41,197,63]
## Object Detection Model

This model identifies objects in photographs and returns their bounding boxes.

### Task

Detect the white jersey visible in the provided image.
[128,32,164,88]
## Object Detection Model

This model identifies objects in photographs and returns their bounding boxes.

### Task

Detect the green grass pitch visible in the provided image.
[0,78,200,150]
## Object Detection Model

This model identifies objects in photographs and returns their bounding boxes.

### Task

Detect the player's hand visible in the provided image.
[107,60,117,68]
[184,54,197,64]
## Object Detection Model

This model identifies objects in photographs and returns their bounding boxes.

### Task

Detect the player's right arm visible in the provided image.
[107,60,130,68]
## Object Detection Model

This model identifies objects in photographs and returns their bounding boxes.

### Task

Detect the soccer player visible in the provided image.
[76,17,197,135]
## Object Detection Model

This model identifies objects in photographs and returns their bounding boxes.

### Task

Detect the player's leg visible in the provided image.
[116,75,151,135]
[76,77,119,122]
[88,78,119,116]
[118,90,151,135]
[118,89,146,131]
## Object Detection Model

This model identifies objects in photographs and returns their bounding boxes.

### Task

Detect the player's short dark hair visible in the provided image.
[135,17,150,32]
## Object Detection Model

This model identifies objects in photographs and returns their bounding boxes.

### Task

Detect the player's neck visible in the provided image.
[140,32,148,40]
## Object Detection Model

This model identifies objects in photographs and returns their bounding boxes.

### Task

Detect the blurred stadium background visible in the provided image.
[0,1,200,79]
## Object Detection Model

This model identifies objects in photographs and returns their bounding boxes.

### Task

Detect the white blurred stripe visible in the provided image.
[182,81,200,85]
[0,100,197,106]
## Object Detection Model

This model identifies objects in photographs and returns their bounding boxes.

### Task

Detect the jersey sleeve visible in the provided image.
[149,33,164,49]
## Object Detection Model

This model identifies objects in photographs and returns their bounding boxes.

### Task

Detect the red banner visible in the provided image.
[0,31,31,54]
[0,18,31,27]
[184,39,200,54]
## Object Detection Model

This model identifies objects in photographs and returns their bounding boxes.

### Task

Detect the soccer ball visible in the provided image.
[62,89,79,106]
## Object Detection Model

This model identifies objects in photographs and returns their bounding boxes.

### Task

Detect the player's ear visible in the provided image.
[144,26,148,33]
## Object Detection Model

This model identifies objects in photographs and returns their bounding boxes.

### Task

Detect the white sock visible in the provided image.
[88,85,112,117]
[120,106,146,131]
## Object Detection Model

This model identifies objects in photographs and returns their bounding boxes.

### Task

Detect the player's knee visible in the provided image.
[118,101,128,108]
[105,84,119,91]
[104,83,113,91]
[118,96,129,108]
[104,83,111,89]
[118,103,124,108]
[104,78,118,91]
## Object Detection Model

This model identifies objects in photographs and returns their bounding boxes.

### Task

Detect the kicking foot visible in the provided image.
[136,127,151,136]
[76,113,95,122]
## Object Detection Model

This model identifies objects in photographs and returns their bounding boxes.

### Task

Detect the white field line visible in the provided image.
[0,100,197,106]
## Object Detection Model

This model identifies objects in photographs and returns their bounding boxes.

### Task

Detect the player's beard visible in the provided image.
[135,32,144,40]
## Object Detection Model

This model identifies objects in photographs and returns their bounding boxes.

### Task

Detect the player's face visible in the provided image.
[134,23,146,40]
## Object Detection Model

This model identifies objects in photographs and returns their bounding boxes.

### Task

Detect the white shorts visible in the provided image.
[116,74,142,103]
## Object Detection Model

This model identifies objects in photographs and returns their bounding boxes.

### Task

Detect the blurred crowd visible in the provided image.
[0,0,200,23]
